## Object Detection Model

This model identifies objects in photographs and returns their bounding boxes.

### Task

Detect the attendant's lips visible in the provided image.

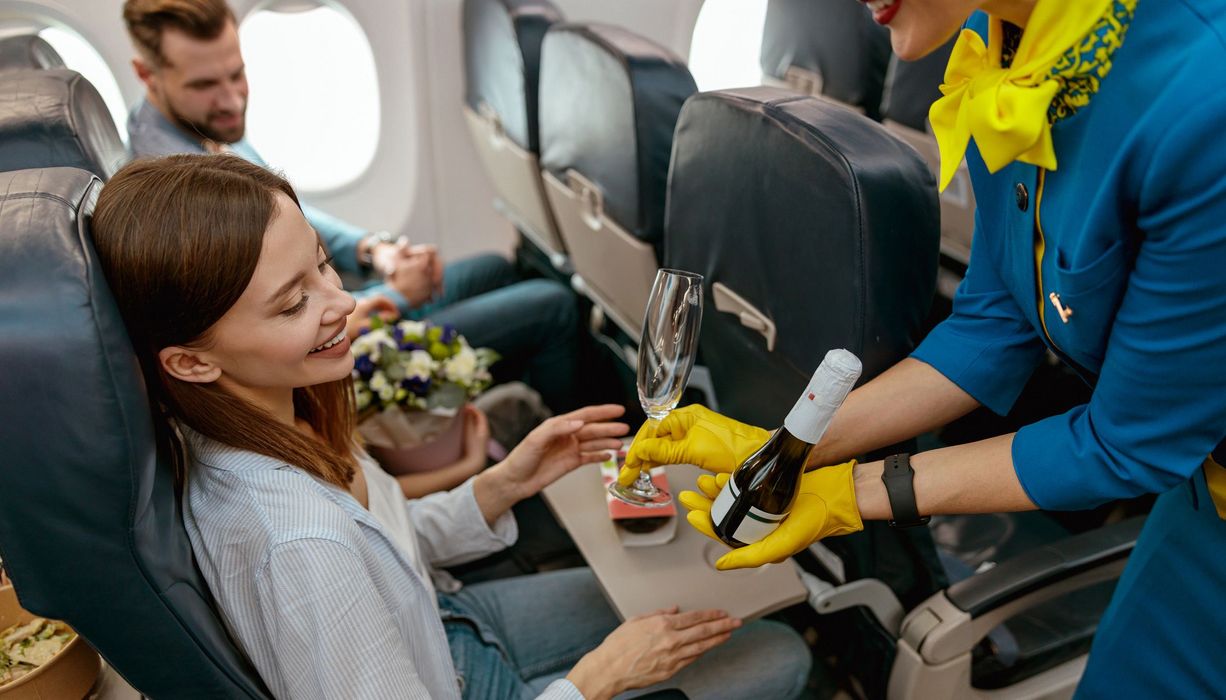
[863,0,901,25]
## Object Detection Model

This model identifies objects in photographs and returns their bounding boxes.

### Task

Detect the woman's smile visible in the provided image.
[307,327,351,359]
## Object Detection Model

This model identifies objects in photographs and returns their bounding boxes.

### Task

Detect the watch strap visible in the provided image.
[882,453,929,528]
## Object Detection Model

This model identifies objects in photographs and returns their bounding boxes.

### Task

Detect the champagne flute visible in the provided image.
[608,268,704,507]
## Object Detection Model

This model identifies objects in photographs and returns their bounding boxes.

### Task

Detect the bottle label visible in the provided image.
[709,477,787,545]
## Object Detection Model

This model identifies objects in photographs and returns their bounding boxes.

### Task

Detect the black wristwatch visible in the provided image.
[882,453,929,528]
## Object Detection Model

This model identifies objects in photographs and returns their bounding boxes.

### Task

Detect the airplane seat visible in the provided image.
[538,22,697,337]
[0,34,65,72]
[879,39,977,297]
[0,69,125,179]
[663,87,1126,698]
[759,0,892,119]
[664,82,944,653]
[462,0,570,265]
[664,86,938,427]
[0,166,272,698]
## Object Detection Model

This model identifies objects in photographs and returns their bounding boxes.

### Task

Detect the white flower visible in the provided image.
[369,370,390,393]
[406,349,435,381]
[354,385,372,411]
[443,347,478,384]
[377,384,395,403]
[397,320,428,342]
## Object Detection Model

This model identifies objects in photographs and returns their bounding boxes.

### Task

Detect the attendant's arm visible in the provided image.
[807,358,980,467]
[257,539,432,699]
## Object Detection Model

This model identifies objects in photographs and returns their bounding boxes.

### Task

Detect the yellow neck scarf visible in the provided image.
[929,0,1114,191]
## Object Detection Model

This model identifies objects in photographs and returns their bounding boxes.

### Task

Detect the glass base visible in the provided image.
[608,477,673,508]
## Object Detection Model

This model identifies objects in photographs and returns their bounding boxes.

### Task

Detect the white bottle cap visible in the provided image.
[783,349,862,445]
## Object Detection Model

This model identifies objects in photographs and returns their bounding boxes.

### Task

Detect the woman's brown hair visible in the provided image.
[91,154,356,488]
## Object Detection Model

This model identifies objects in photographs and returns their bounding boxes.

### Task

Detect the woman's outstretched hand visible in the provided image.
[474,404,627,524]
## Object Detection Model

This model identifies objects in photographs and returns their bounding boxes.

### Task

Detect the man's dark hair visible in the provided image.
[123,0,235,67]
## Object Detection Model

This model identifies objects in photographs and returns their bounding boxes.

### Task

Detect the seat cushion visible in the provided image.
[0,34,65,72]
[539,23,696,245]
[664,87,939,425]
[0,167,270,698]
[880,36,956,132]
[0,69,124,179]
[760,0,892,118]
[463,0,563,153]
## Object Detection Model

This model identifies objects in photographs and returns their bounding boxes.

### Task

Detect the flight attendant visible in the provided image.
[624,0,1226,695]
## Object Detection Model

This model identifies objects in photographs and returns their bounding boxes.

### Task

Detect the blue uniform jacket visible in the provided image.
[914,4,1226,695]
[913,1,1226,512]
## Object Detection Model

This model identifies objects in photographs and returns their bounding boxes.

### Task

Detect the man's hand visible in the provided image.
[383,250,436,307]
[408,243,444,298]
[678,461,863,570]
[620,405,771,486]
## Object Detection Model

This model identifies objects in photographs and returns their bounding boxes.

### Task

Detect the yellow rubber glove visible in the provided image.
[619,405,771,487]
[678,461,863,570]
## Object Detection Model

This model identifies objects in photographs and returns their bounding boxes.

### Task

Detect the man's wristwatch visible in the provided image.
[357,230,397,269]
[882,453,929,528]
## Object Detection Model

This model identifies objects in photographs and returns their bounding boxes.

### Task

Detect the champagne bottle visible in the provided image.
[710,349,862,548]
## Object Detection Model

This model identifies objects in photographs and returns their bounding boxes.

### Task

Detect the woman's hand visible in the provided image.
[346,294,399,340]
[567,607,741,700]
[458,405,491,475]
[473,405,627,524]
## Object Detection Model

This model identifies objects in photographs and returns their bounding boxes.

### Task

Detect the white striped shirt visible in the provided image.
[181,428,585,700]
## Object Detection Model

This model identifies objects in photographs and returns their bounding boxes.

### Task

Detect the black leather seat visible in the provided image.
[759,0,892,119]
[0,34,64,72]
[538,22,696,336]
[665,86,939,427]
[878,38,977,281]
[462,0,570,261]
[0,69,125,179]
[0,167,272,698]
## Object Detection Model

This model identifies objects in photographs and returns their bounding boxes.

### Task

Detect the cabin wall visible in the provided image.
[0,0,705,262]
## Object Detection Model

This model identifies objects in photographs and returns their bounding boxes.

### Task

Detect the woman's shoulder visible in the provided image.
[182,429,366,553]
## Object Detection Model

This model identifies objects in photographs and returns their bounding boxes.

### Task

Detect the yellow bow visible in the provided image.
[928,0,1113,191]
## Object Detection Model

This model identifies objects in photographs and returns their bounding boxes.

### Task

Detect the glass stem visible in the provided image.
[635,471,655,491]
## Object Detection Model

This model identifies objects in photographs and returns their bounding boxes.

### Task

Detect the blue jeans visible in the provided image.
[364,254,580,411]
[440,568,811,699]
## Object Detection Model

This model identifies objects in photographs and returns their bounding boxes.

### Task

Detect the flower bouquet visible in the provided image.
[351,318,498,473]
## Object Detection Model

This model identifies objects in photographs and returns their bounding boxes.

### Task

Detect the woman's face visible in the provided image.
[184,192,356,412]
[864,0,1021,61]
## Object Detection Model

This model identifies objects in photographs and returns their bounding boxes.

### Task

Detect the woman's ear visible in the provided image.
[158,346,222,384]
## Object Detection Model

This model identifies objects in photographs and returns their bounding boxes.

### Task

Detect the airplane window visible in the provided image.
[38,26,130,142]
[688,0,769,92]
[239,3,380,192]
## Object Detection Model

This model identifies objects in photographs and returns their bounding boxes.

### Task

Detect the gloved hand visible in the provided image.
[678,461,863,570]
[619,405,771,487]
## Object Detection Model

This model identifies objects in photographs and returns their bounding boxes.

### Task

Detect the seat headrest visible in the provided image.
[880,37,956,131]
[0,34,65,72]
[0,69,125,179]
[0,167,270,698]
[539,23,696,245]
[759,0,892,118]
[664,87,939,421]
[463,0,563,153]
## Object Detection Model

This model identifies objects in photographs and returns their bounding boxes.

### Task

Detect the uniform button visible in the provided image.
[1015,182,1029,212]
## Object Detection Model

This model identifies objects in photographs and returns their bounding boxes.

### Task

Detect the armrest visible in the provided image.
[899,517,1143,666]
[946,517,1143,617]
